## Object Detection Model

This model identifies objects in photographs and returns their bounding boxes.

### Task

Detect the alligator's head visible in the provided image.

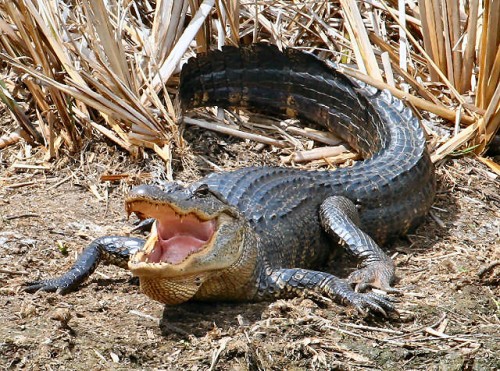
[126,184,250,305]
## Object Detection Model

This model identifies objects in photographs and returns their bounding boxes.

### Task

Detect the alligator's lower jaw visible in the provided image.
[138,273,206,305]
[128,225,213,304]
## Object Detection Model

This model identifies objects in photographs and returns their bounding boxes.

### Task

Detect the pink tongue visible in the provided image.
[148,236,204,264]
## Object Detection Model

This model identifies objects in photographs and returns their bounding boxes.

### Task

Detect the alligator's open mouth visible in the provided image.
[150,211,216,264]
[127,200,217,265]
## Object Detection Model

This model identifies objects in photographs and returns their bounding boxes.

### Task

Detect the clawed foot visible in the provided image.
[23,278,74,295]
[325,276,397,316]
[345,261,400,316]
[348,261,400,294]
[344,290,397,317]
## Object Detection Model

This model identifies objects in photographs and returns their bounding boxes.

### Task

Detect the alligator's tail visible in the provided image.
[179,43,385,158]
[178,44,436,242]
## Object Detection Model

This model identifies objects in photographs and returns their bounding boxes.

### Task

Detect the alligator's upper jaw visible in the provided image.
[126,199,219,271]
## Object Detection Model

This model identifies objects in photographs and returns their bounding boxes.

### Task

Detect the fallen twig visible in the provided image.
[285,126,343,146]
[5,181,38,189]
[477,260,500,278]
[285,145,352,163]
[340,322,404,335]
[47,175,74,190]
[184,116,288,148]
[129,310,160,323]
[0,129,24,149]
[209,337,230,371]
[0,268,29,275]
[4,213,40,220]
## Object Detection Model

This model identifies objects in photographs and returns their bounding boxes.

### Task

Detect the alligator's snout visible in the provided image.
[124,184,251,305]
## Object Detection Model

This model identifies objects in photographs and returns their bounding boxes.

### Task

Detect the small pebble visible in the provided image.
[19,303,37,318]
[50,308,72,328]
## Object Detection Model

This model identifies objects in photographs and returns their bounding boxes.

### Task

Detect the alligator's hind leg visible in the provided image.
[24,236,145,294]
[257,268,394,315]
[319,196,397,293]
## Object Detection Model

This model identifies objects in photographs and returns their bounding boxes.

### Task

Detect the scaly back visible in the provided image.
[179,44,435,243]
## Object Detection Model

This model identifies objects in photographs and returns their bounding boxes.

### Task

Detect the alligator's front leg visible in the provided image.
[319,196,397,293]
[257,268,394,315]
[24,236,145,294]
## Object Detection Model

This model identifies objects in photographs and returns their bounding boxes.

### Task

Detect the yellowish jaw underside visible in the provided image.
[126,202,220,304]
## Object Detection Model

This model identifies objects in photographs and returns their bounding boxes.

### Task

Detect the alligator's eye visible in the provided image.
[193,184,211,197]
[192,184,229,205]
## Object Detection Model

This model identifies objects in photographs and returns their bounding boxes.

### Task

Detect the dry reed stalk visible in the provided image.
[368,0,422,26]
[184,117,288,148]
[447,0,462,86]
[431,122,478,162]
[477,156,500,174]
[148,0,215,96]
[217,0,240,45]
[0,0,499,161]
[286,145,351,163]
[1,0,157,154]
[151,1,188,64]
[397,0,408,81]
[82,0,132,91]
[480,82,500,151]
[419,0,440,80]
[476,0,497,109]
[431,0,447,74]
[474,0,500,152]
[381,1,465,105]
[440,0,454,86]
[153,144,174,181]
[369,33,439,104]
[0,80,43,144]
[380,52,395,86]
[460,0,479,93]
[340,0,382,80]
[409,0,500,155]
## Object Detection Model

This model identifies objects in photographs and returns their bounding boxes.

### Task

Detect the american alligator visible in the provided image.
[25,44,436,315]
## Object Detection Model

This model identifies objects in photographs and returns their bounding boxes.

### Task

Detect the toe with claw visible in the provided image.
[348,260,400,294]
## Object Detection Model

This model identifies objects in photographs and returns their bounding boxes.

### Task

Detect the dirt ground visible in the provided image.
[1,121,499,370]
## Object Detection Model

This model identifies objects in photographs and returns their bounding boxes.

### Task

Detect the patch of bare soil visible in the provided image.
[1,125,499,370]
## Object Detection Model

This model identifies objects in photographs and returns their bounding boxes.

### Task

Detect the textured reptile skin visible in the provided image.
[25,45,436,315]
[24,237,145,294]
[180,44,435,244]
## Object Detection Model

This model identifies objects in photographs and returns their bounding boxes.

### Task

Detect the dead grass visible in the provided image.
[0,0,499,174]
